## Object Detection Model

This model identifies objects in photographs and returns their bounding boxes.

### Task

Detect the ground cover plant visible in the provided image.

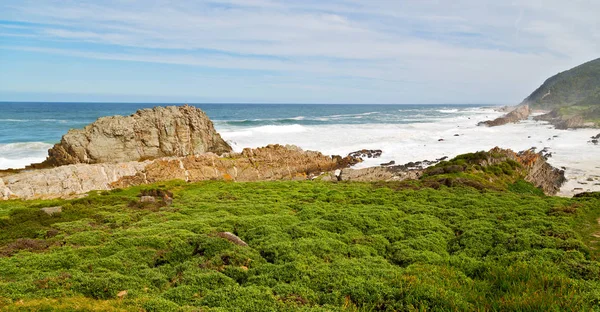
[0,160,599,311]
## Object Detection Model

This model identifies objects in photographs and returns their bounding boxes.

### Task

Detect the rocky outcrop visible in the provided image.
[348,149,382,159]
[478,105,530,127]
[515,148,566,195]
[1,145,358,200]
[320,166,422,182]
[41,105,232,167]
[533,109,590,129]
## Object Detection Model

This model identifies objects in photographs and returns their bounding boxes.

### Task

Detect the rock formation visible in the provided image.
[41,105,232,166]
[321,147,565,196]
[1,145,359,200]
[348,149,382,159]
[515,148,566,195]
[533,109,592,129]
[478,105,530,127]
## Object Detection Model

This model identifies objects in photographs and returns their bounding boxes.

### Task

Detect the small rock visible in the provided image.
[573,188,584,191]
[117,290,128,299]
[380,160,395,166]
[454,134,460,137]
[587,178,594,181]
[438,139,444,142]
[217,232,248,247]
[41,206,62,215]
[140,196,156,203]
[348,149,382,159]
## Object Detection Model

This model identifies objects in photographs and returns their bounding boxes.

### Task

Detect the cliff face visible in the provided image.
[478,105,530,127]
[42,105,232,166]
[1,145,358,200]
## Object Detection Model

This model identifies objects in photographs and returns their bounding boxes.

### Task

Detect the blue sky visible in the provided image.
[0,0,599,104]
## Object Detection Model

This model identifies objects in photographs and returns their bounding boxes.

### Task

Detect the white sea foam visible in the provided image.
[252,125,308,134]
[0,142,53,169]
[2,107,598,197]
[217,107,600,197]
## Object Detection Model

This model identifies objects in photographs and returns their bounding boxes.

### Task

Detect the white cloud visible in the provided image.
[0,0,599,103]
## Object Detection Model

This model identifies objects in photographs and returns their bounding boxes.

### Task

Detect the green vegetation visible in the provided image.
[1,167,600,310]
[521,58,600,126]
[523,58,600,111]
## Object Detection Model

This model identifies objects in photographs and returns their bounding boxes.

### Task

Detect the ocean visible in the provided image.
[1,102,599,196]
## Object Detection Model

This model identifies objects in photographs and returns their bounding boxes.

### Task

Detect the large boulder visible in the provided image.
[478,105,530,127]
[42,105,232,166]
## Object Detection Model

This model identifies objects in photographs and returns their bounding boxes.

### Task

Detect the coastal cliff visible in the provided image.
[41,105,232,166]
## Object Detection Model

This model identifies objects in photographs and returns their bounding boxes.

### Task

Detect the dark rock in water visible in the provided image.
[454,134,460,137]
[573,191,600,198]
[438,139,444,142]
[561,166,567,170]
[593,134,600,139]
[528,136,531,138]
[380,160,395,166]
[592,139,599,145]
[437,156,448,161]
[217,232,248,247]
[348,149,382,159]
[478,105,530,127]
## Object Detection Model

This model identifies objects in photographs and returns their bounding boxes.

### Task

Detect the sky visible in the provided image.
[0,0,599,104]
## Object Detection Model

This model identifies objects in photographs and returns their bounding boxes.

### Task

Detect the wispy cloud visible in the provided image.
[0,0,599,103]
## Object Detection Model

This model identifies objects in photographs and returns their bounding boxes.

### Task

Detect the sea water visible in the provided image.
[1,102,598,196]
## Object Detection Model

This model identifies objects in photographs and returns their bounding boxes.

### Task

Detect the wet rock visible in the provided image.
[438,139,444,142]
[348,149,382,159]
[380,160,395,166]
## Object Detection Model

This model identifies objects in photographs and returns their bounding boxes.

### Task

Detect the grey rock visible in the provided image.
[41,206,62,215]
[217,232,248,247]
[140,196,156,203]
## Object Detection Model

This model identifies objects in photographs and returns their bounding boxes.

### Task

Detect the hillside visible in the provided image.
[521,58,600,128]
[1,151,599,311]
[522,58,600,110]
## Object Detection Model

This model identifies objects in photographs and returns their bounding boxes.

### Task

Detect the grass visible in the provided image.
[0,177,599,311]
